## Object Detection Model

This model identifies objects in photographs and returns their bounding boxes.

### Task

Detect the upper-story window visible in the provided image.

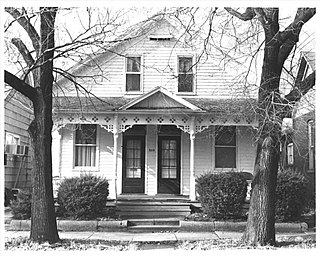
[74,124,97,167]
[178,56,194,93]
[215,126,236,169]
[126,56,141,92]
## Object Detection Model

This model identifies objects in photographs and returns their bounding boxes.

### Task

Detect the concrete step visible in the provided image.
[127,219,181,232]
[116,200,191,219]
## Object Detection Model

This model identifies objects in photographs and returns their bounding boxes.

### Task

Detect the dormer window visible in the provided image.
[178,56,194,93]
[126,56,141,92]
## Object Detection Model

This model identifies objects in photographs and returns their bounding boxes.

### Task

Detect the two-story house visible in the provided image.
[52,16,257,217]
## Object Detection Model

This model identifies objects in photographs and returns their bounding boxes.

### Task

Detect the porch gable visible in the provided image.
[119,87,202,112]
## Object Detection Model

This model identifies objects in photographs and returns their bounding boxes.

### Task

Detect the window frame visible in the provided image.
[177,55,196,95]
[5,132,21,145]
[214,126,237,169]
[125,55,143,94]
[73,124,99,170]
[287,142,294,166]
[308,120,315,171]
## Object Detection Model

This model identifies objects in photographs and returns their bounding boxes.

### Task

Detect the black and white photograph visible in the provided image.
[1,0,317,253]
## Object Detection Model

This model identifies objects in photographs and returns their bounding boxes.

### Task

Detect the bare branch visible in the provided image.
[277,8,316,67]
[224,7,256,21]
[4,70,37,103]
[284,71,315,102]
[11,38,35,67]
[5,7,41,54]
[253,8,268,27]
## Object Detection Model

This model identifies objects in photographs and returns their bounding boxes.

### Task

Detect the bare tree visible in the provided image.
[222,7,316,246]
[4,7,59,243]
[3,6,136,243]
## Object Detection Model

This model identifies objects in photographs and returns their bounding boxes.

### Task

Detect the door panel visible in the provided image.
[158,136,180,194]
[122,136,145,193]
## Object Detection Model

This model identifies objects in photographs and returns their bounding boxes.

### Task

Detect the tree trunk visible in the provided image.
[28,92,59,243]
[242,20,282,245]
[28,8,60,243]
[242,125,280,245]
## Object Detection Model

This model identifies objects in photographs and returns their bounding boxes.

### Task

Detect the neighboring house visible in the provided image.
[4,88,33,192]
[52,16,257,216]
[287,51,315,198]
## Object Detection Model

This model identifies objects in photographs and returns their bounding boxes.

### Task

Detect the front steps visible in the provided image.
[115,198,191,219]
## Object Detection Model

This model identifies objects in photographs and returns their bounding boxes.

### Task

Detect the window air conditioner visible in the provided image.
[4,144,29,155]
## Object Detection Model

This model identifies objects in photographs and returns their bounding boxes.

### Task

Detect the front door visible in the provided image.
[158,136,181,194]
[122,136,145,193]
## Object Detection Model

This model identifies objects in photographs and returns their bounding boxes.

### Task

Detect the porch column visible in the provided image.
[113,115,119,200]
[189,117,196,201]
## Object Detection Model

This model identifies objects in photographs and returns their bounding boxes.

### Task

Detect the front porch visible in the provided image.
[53,87,257,203]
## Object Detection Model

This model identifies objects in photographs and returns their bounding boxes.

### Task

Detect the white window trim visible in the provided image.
[73,124,99,171]
[124,55,143,95]
[308,120,315,172]
[213,126,237,170]
[176,55,197,95]
[287,143,294,165]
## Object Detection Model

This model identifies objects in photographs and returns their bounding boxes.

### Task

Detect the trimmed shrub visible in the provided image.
[196,172,247,220]
[57,175,109,220]
[276,170,309,221]
[11,190,32,220]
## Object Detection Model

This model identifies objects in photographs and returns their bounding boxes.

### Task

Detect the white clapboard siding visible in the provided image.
[181,132,190,195]
[237,126,256,172]
[59,33,247,99]
[145,125,158,195]
[59,126,74,178]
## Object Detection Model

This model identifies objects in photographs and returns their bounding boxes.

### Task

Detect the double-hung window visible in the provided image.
[178,56,194,93]
[126,56,141,92]
[74,124,97,167]
[287,143,294,165]
[215,126,236,168]
[308,120,315,171]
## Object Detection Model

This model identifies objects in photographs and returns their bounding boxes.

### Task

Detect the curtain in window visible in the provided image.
[126,139,142,178]
[178,57,193,92]
[127,57,140,72]
[126,57,141,91]
[75,146,96,166]
[75,125,97,167]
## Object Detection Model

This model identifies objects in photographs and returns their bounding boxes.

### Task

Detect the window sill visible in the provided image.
[176,92,196,96]
[124,91,143,96]
[213,168,237,172]
[73,167,99,172]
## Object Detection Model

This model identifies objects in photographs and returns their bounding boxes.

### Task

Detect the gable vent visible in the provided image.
[149,37,172,41]
[149,34,173,41]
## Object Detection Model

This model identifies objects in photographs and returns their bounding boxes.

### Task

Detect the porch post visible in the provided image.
[113,115,119,200]
[189,117,196,201]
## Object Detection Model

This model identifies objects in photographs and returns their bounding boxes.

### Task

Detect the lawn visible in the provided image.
[4,236,316,251]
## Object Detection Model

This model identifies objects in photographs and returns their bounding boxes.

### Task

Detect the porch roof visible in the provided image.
[53,96,257,116]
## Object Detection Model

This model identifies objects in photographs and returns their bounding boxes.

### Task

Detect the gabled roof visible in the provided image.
[53,94,257,117]
[119,87,203,112]
[57,15,179,82]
